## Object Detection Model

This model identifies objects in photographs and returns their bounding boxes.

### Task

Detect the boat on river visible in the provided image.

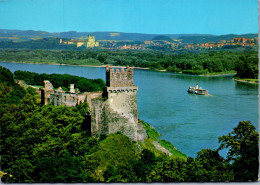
[188,84,208,95]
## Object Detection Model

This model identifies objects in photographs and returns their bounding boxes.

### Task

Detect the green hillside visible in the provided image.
[0,29,257,42]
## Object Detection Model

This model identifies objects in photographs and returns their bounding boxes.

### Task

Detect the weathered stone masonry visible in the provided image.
[41,66,146,141]
[41,80,102,107]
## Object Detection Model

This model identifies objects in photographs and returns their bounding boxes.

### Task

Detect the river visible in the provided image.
[0,62,258,158]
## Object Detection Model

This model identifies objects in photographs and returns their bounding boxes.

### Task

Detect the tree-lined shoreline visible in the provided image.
[0,49,258,83]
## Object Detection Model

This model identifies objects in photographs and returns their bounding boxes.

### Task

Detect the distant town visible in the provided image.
[60,34,258,50]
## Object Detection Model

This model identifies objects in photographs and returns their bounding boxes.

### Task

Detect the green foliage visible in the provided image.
[158,139,187,159]
[0,38,80,50]
[148,158,188,182]
[0,70,99,182]
[0,65,16,86]
[234,52,258,79]
[139,119,161,140]
[130,149,159,182]
[35,150,85,182]
[195,149,233,181]
[138,138,167,157]
[1,98,98,182]
[14,70,105,92]
[1,49,257,76]
[218,121,259,181]
[0,66,26,104]
[102,147,163,182]
[166,65,181,72]
[234,78,258,83]
[148,151,232,182]
[182,69,208,75]
[86,133,139,181]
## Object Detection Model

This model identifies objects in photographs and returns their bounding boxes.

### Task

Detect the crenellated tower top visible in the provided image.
[106,65,134,87]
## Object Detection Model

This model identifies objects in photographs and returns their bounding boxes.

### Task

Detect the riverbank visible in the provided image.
[0,60,151,70]
[139,119,187,159]
[0,60,249,78]
[233,78,259,84]
[153,68,237,76]
[199,72,237,77]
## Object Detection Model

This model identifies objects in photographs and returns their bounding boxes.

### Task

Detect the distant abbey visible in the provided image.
[60,34,99,48]
[41,66,146,141]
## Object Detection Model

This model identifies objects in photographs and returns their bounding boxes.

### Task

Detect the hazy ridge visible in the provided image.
[0,29,257,43]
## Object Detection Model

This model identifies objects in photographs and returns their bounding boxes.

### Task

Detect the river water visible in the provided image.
[0,62,258,158]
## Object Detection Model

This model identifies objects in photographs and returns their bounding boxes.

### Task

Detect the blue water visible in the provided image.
[1,62,258,158]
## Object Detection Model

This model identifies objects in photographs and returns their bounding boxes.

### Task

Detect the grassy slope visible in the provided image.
[139,119,187,159]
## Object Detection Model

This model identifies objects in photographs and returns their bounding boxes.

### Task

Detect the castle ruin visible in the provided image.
[41,80,102,107]
[41,66,146,141]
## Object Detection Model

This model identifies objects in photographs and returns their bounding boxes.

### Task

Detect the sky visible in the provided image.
[0,0,258,35]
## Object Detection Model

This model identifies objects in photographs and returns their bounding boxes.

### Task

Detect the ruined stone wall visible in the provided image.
[84,92,103,105]
[90,99,109,136]
[41,81,103,107]
[41,81,90,107]
[51,92,78,107]
[41,80,54,105]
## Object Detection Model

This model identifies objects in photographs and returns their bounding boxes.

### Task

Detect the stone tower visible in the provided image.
[89,66,146,141]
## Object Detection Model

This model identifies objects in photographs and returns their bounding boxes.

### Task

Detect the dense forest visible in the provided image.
[14,70,105,92]
[0,49,258,79]
[0,38,81,50]
[0,66,258,182]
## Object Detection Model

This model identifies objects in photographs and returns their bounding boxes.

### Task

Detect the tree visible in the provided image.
[35,150,85,182]
[85,133,139,181]
[218,121,259,181]
[148,158,187,182]
[13,70,105,92]
[235,53,259,79]
[195,149,233,181]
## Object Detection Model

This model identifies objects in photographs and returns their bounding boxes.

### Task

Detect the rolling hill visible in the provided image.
[0,29,257,43]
